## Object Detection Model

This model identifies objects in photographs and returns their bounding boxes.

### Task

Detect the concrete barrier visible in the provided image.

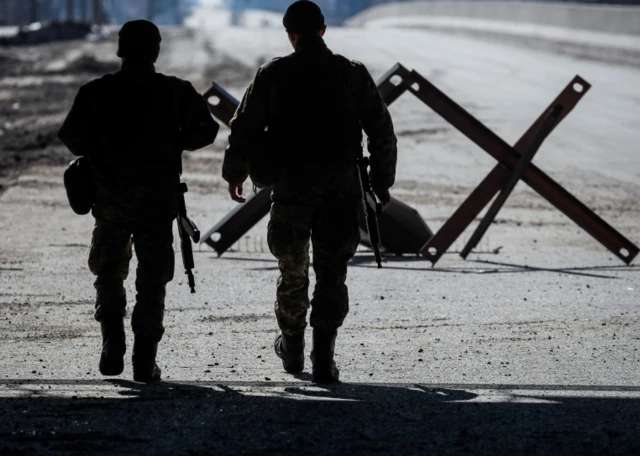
[347,1,640,36]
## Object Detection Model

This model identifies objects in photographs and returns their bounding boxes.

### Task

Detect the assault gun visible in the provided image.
[357,156,383,268]
[177,182,200,293]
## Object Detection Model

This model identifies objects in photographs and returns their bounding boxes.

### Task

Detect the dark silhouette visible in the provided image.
[58,20,219,383]
[0,378,638,455]
[222,1,398,383]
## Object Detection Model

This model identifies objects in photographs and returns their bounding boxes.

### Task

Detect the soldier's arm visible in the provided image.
[353,63,398,195]
[222,66,270,184]
[178,81,219,151]
[58,85,94,157]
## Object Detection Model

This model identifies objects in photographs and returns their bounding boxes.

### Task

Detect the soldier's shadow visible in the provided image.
[2,377,639,455]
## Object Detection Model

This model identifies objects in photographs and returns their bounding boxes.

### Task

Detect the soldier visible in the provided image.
[58,20,218,382]
[222,1,397,382]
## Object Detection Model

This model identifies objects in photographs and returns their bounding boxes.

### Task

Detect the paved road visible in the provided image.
[0,17,639,455]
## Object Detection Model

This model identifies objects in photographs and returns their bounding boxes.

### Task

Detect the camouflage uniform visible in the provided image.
[222,35,397,336]
[59,62,217,342]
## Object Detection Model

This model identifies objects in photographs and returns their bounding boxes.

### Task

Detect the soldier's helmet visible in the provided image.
[117,20,162,62]
[283,1,325,35]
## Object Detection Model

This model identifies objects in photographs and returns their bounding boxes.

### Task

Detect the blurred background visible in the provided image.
[1,0,638,196]
[2,0,640,28]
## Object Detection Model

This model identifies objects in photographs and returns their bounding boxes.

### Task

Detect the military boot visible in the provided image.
[310,328,339,383]
[274,331,305,373]
[99,316,126,376]
[132,338,161,383]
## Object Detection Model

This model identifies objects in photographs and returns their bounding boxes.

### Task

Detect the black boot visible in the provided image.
[310,328,339,383]
[99,317,126,376]
[132,338,161,383]
[274,331,305,373]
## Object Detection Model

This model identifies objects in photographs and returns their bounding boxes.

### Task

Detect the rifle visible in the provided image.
[177,182,200,293]
[357,156,383,268]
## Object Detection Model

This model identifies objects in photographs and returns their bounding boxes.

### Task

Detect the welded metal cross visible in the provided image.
[377,63,638,265]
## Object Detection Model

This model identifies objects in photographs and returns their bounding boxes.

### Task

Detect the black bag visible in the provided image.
[63,156,95,215]
[245,128,279,189]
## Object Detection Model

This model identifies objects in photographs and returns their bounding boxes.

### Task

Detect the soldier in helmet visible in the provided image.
[222,1,397,382]
[58,20,218,382]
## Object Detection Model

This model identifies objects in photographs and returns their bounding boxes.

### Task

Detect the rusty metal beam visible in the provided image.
[420,74,592,264]
[460,105,564,259]
[395,68,637,265]
[202,83,239,126]
[201,189,272,255]
[200,82,272,255]
[376,63,412,106]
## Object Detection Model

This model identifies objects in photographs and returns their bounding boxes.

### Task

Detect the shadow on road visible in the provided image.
[1,379,638,455]
[349,255,637,279]
[215,252,638,280]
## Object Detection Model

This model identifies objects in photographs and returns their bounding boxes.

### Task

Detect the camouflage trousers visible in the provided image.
[267,198,360,336]
[88,217,175,343]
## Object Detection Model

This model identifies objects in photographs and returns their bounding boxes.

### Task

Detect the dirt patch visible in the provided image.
[0,41,117,192]
[200,314,271,323]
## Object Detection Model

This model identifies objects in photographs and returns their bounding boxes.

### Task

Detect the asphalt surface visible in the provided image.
[0,12,639,455]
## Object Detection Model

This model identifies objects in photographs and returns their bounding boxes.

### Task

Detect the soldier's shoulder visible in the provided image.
[157,73,193,89]
[334,54,368,72]
[258,56,289,74]
[157,73,184,83]
[78,74,113,97]
[80,73,117,93]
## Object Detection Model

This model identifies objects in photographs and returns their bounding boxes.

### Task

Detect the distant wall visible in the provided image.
[347,1,640,36]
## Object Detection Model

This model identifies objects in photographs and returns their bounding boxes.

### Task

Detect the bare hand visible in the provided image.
[228,182,246,203]
[377,188,391,211]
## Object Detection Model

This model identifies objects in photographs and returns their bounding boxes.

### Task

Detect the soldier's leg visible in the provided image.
[267,202,313,336]
[309,198,360,382]
[88,218,133,375]
[310,199,360,330]
[268,202,313,373]
[131,219,175,382]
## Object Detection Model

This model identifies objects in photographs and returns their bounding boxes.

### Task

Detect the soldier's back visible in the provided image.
[262,38,373,203]
[85,70,187,179]
[79,70,190,222]
[265,49,363,165]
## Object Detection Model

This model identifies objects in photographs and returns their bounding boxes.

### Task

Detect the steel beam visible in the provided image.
[399,69,637,265]
[460,105,564,259]
[418,74,592,264]
[376,63,412,106]
[202,83,239,126]
[201,189,272,256]
[201,82,273,256]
